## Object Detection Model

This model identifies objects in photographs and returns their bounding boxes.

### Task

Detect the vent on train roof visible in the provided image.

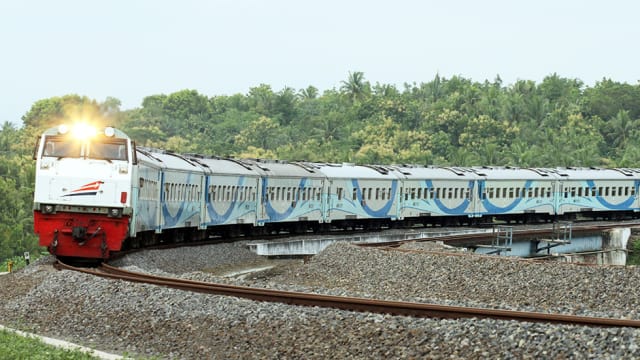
[442,167,468,176]
[528,168,550,177]
[362,164,390,175]
[613,168,635,176]
[291,162,317,173]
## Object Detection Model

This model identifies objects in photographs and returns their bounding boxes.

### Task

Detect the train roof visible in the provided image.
[550,167,640,180]
[185,155,260,177]
[468,167,561,180]
[392,165,480,180]
[242,159,326,179]
[313,163,400,180]
[136,148,204,172]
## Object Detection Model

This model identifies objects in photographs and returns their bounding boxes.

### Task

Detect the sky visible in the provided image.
[1,0,639,126]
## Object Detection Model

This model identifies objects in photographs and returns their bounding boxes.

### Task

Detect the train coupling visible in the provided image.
[71,225,103,246]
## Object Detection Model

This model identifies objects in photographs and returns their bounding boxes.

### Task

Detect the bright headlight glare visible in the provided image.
[58,124,69,134]
[104,127,116,137]
[71,123,97,140]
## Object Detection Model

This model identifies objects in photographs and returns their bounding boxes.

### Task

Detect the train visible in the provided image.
[33,123,640,259]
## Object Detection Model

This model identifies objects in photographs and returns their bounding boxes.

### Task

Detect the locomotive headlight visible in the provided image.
[57,124,69,135]
[104,127,116,137]
[71,123,97,140]
[108,208,122,218]
[41,204,55,214]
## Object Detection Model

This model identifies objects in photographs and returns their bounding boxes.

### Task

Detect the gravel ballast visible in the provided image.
[1,240,639,359]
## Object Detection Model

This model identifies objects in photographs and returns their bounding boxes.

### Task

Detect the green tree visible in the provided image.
[341,71,370,103]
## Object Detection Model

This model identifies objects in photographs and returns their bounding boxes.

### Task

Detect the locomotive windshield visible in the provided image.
[42,135,128,161]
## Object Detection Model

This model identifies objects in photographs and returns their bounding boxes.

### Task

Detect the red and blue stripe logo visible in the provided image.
[63,181,104,197]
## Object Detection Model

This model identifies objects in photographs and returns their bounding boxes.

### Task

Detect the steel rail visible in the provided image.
[54,261,640,328]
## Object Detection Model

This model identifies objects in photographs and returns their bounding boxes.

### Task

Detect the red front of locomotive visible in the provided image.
[33,124,135,259]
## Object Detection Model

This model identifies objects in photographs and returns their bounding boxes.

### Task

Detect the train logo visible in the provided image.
[63,181,104,197]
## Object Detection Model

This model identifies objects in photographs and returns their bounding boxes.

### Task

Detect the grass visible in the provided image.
[1,252,44,273]
[627,237,640,266]
[0,328,99,360]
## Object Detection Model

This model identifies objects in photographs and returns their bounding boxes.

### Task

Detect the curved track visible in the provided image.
[55,261,640,328]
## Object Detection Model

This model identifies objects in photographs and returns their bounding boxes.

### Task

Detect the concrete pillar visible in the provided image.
[602,228,630,266]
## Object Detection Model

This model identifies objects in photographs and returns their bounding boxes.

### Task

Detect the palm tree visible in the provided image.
[340,71,369,102]
[607,110,637,148]
[298,86,319,100]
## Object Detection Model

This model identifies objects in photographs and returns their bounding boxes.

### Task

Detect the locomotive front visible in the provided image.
[33,124,135,259]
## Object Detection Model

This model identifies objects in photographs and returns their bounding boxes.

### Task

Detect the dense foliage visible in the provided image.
[2,73,640,261]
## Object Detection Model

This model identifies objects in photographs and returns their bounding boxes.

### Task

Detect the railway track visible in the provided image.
[55,261,640,328]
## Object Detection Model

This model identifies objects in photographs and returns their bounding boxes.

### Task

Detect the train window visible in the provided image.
[612,187,617,197]
[508,188,513,198]
[625,187,630,196]
[632,187,636,196]
[417,188,422,199]
[337,188,342,200]
[366,188,371,200]
[89,140,127,161]
[619,186,624,196]
[42,136,83,158]
[605,187,610,196]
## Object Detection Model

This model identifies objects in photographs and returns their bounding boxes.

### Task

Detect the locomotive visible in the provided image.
[33,124,640,260]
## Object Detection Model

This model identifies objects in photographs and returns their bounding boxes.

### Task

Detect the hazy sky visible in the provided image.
[1,0,639,125]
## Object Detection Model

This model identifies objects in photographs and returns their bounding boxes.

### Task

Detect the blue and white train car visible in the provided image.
[132,149,164,240]
[393,166,479,224]
[476,167,558,222]
[187,156,261,235]
[315,163,400,228]
[553,167,640,218]
[150,151,205,237]
[247,159,326,231]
